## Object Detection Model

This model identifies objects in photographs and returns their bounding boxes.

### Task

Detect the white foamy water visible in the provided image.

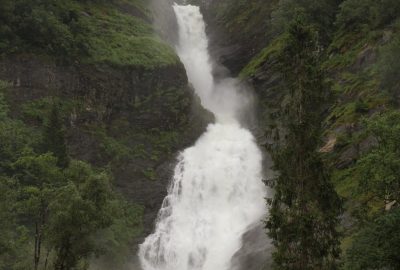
[138,4,267,270]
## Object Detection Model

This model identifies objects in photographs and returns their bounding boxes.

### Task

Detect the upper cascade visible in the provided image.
[138,4,267,270]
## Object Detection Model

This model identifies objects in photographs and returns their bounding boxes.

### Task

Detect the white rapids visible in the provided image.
[138,4,267,270]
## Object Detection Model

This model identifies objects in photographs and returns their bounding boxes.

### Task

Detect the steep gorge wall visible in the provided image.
[200,0,400,263]
[0,0,210,244]
[199,0,276,76]
[200,0,396,177]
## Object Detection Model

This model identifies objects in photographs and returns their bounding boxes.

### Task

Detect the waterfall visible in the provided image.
[138,4,267,270]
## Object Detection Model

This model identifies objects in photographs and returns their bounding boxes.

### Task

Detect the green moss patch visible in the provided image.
[81,4,179,68]
[240,36,285,77]
[0,0,179,68]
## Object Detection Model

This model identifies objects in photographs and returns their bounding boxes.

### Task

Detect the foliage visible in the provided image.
[270,0,341,43]
[48,173,112,269]
[211,0,276,37]
[0,177,31,270]
[0,81,10,119]
[91,198,143,268]
[0,119,36,172]
[379,28,400,101]
[240,37,285,77]
[143,168,156,181]
[80,5,178,67]
[0,0,178,67]
[0,81,142,269]
[353,111,400,205]
[265,18,342,269]
[42,103,70,168]
[233,0,400,268]
[344,208,400,270]
[0,0,88,59]
[336,0,400,31]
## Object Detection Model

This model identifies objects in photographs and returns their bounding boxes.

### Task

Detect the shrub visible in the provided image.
[345,208,400,270]
[336,0,400,31]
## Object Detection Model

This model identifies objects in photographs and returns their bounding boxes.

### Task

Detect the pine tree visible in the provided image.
[43,102,69,169]
[0,81,10,120]
[266,17,342,270]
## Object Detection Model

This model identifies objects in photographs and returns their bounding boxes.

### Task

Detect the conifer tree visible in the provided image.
[266,17,342,270]
[43,102,69,169]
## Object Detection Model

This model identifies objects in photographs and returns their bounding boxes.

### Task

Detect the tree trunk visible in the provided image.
[44,249,51,270]
[34,221,41,270]
[34,201,48,270]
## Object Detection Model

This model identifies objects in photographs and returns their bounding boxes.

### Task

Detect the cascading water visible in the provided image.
[138,4,267,270]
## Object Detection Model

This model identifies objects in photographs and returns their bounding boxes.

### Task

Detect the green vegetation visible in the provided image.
[143,168,156,181]
[240,37,284,77]
[265,17,341,269]
[379,24,400,101]
[355,112,400,204]
[223,0,400,268]
[0,0,178,67]
[42,103,70,168]
[80,5,178,67]
[270,0,341,43]
[1,0,399,268]
[0,81,142,270]
[336,0,400,32]
[210,0,276,36]
[344,208,400,270]
[333,111,400,217]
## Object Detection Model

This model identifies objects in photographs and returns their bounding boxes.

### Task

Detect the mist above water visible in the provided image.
[139,4,267,270]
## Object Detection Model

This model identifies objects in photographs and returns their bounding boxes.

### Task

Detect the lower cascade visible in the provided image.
[138,4,267,270]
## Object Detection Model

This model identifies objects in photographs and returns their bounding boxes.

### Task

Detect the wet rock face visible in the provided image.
[231,224,273,270]
[0,1,214,261]
[0,56,188,128]
[198,0,272,77]
[150,0,180,46]
[0,55,211,242]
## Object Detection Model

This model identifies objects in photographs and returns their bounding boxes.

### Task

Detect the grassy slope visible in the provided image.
[1,0,179,69]
[80,0,179,68]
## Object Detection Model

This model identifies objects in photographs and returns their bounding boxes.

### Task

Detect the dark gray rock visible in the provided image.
[150,0,179,46]
[0,54,211,247]
[352,46,377,72]
[337,146,359,169]
[231,223,273,270]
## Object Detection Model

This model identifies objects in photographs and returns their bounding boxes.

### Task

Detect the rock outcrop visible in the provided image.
[0,0,212,249]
